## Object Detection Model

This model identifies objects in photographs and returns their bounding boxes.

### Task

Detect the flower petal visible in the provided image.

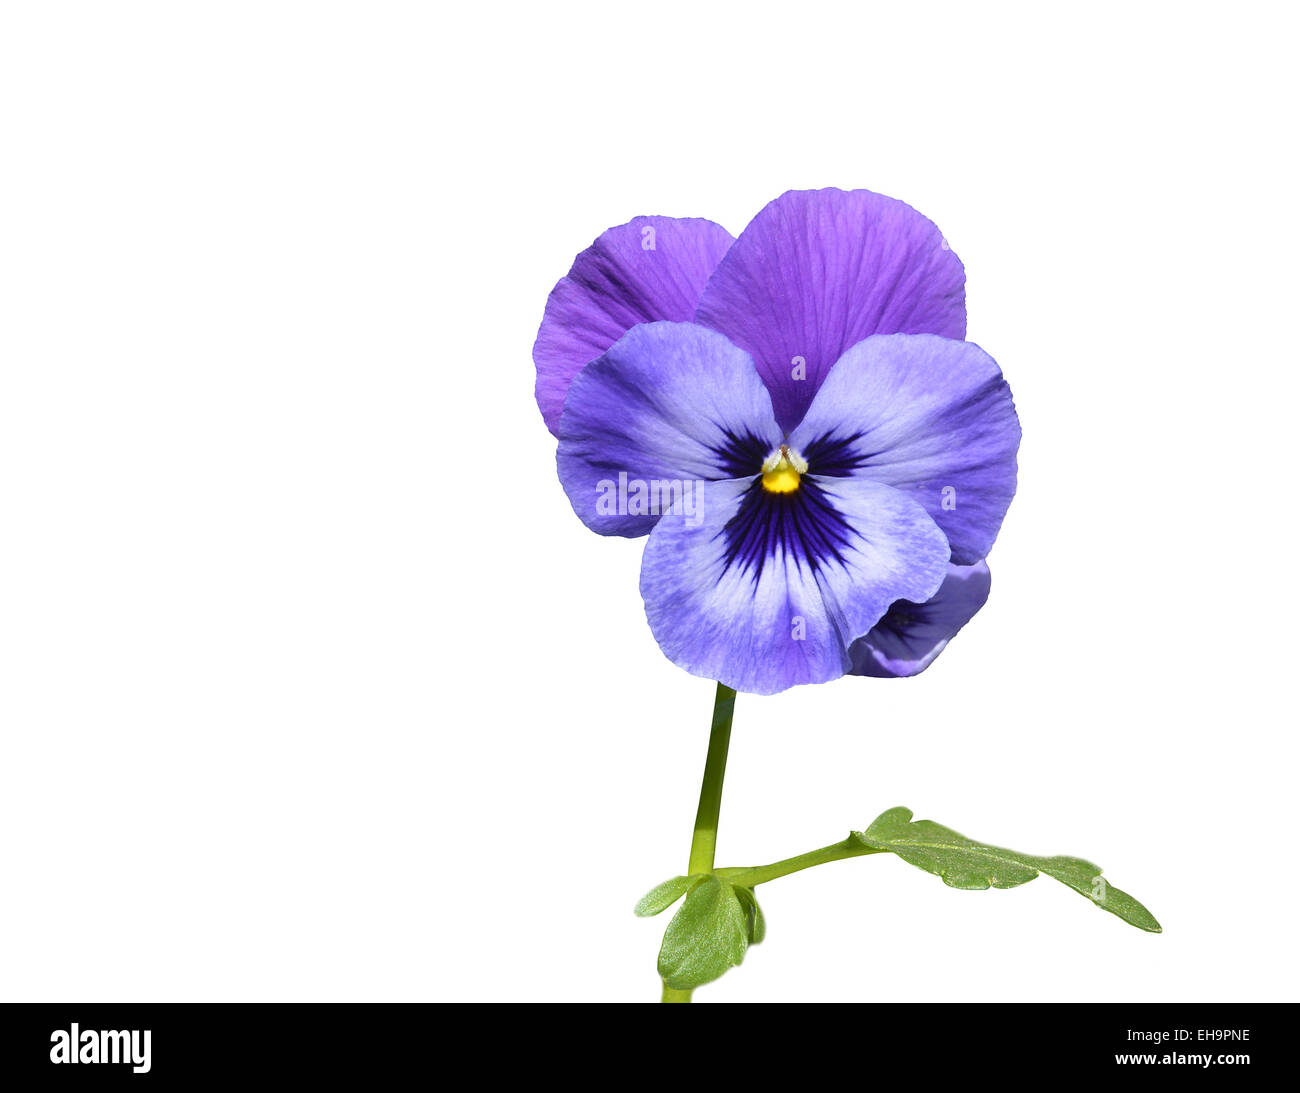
[849,561,992,677]
[694,188,964,431]
[556,322,781,537]
[533,216,735,434]
[789,334,1020,564]
[640,476,949,695]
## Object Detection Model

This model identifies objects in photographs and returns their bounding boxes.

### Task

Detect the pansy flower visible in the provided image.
[534,189,1020,695]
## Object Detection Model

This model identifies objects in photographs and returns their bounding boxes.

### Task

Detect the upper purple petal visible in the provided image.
[788,334,1020,565]
[533,216,735,434]
[849,561,992,678]
[556,322,781,537]
[694,188,965,431]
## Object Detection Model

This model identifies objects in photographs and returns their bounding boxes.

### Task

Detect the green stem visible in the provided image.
[660,682,736,1004]
[718,837,884,888]
[688,682,735,875]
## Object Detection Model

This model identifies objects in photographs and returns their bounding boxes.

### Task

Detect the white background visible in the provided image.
[2,2,1296,1003]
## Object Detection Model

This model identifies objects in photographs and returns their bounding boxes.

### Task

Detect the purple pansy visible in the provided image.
[534,189,1020,696]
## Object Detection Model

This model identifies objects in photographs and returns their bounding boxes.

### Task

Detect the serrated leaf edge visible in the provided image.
[853,807,1162,933]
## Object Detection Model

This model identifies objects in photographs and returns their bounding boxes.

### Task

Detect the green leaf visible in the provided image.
[853,807,1161,933]
[733,886,766,945]
[634,874,701,917]
[657,876,750,990]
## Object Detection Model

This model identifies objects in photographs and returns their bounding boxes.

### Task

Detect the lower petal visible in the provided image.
[850,561,992,677]
[640,477,949,695]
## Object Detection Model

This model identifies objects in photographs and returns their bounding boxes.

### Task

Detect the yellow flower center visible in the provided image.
[761,444,808,493]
